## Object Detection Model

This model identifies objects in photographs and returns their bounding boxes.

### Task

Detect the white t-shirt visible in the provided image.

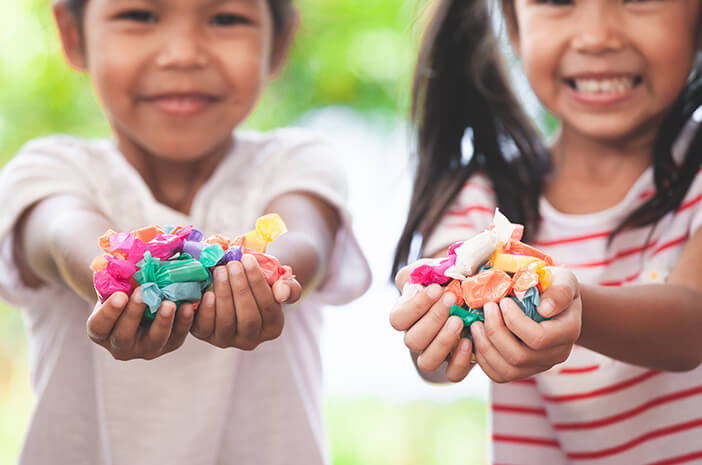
[0,128,371,465]
[425,168,702,465]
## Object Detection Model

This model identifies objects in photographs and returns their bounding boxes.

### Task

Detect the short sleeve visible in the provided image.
[0,136,96,306]
[423,173,497,256]
[256,128,371,306]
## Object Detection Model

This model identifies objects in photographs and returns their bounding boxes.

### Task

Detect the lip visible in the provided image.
[141,93,221,116]
[562,73,642,107]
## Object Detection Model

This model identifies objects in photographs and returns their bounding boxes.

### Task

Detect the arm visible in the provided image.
[16,194,194,360]
[190,191,339,349]
[578,228,702,372]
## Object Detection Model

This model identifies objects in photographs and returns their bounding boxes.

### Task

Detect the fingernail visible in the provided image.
[113,294,127,308]
[427,285,442,300]
[160,305,173,318]
[280,286,291,303]
[441,293,456,307]
[242,254,256,270]
[459,339,471,354]
[539,298,555,316]
[447,317,463,332]
[215,266,228,281]
[402,283,421,299]
[228,261,243,275]
[471,323,483,337]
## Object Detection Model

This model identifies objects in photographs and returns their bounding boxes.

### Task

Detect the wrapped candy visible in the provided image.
[91,214,294,320]
[409,209,555,340]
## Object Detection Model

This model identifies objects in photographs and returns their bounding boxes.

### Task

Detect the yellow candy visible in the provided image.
[256,214,288,242]
[537,266,552,291]
[491,251,546,274]
[243,230,270,253]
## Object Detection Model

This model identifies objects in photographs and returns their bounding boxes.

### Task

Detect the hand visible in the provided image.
[390,261,476,383]
[190,254,301,350]
[87,288,195,361]
[470,266,581,382]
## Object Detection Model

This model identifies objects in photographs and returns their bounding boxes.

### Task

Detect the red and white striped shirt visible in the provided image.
[425,169,702,465]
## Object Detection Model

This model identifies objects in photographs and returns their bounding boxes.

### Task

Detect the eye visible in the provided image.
[115,10,158,23]
[210,13,251,27]
[536,0,574,5]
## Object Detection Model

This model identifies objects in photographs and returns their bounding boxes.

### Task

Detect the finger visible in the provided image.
[389,284,443,332]
[228,260,262,349]
[394,259,436,290]
[403,290,456,352]
[87,292,128,343]
[502,296,582,351]
[109,288,147,351]
[191,291,216,340]
[273,279,302,304]
[483,301,538,367]
[471,321,520,383]
[212,266,236,346]
[538,267,577,318]
[242,254,283,341]
[142,301,176,356]
[165,302,195,353]
[416,315,464,372]
[445,338,475,382]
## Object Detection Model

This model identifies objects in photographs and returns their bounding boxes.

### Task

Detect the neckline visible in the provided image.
[539,165,654,227]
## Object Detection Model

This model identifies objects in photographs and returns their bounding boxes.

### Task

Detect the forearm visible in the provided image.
[579,283,702,371]
[265,231,327,293]
[18,195,111,304]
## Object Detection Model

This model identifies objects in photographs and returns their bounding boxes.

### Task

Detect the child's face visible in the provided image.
[56,0,290,160]
[507,0,701,143]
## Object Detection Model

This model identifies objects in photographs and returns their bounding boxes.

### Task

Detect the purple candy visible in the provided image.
[183,240,208,260]
[218,246,243,265]
[187,228,204,242]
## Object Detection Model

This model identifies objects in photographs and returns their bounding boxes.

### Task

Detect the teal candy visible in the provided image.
[199,243,226,268]
[509,286,548,323]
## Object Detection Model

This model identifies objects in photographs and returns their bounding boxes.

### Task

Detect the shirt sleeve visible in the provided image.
[423,173,498,257]
[256,128,371,306]
[0,136,96,306]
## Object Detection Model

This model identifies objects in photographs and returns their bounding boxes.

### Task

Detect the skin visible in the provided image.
[508,0,702,372]
[391,0,702,382]
[13,0,339,361]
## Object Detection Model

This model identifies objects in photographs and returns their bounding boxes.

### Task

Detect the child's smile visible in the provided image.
[508,0,701,143]
[61,0,286,162]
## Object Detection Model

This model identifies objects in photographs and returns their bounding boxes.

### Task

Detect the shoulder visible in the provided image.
[5,135,111,172]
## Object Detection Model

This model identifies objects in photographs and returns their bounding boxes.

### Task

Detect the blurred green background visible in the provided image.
[0,1,488,464]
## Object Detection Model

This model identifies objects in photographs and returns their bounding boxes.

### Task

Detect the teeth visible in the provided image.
[573,77,635,94]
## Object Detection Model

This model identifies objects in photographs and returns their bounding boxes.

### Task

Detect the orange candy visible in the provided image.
[461,268,513,308]
[502,240,554,266]
[206,234,233,251]
[511,262,541,292]
[133,225,165,243]
[444,279,464,302]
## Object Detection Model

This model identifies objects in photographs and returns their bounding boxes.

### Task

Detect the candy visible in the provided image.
[91,215,294,320]
[413,209,556,340]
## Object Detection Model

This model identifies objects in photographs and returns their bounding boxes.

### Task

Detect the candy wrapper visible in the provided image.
[409,209,555,341]
[90,214,294,321]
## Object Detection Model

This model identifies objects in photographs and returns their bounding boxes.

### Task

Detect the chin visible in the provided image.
[144,137,230,162]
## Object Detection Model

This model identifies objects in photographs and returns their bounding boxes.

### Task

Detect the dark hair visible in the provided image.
[64,0,295,36]
[392,0,549,275]
[499,0,702,242]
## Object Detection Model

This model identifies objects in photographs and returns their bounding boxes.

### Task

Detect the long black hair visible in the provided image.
[392,0,549,275]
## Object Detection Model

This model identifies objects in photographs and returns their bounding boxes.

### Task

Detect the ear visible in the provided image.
[53,0,88,71]
[269,10,300,78]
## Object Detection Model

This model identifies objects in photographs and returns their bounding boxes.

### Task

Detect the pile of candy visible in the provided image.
[91,214,293,320]
[409,209,555,339]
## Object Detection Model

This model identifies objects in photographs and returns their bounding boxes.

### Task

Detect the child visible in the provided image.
[0,1,370,464]
[390,0,702,464]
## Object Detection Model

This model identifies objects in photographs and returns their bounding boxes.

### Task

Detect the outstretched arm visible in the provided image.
[578,228,702,372]
[16,194,194,360]
[190,191,340,349]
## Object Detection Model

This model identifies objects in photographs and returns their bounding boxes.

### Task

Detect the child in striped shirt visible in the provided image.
[390,0,702,463]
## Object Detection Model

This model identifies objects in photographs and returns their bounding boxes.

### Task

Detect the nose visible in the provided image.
[155,26,209,69]
[571,4,623,54]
